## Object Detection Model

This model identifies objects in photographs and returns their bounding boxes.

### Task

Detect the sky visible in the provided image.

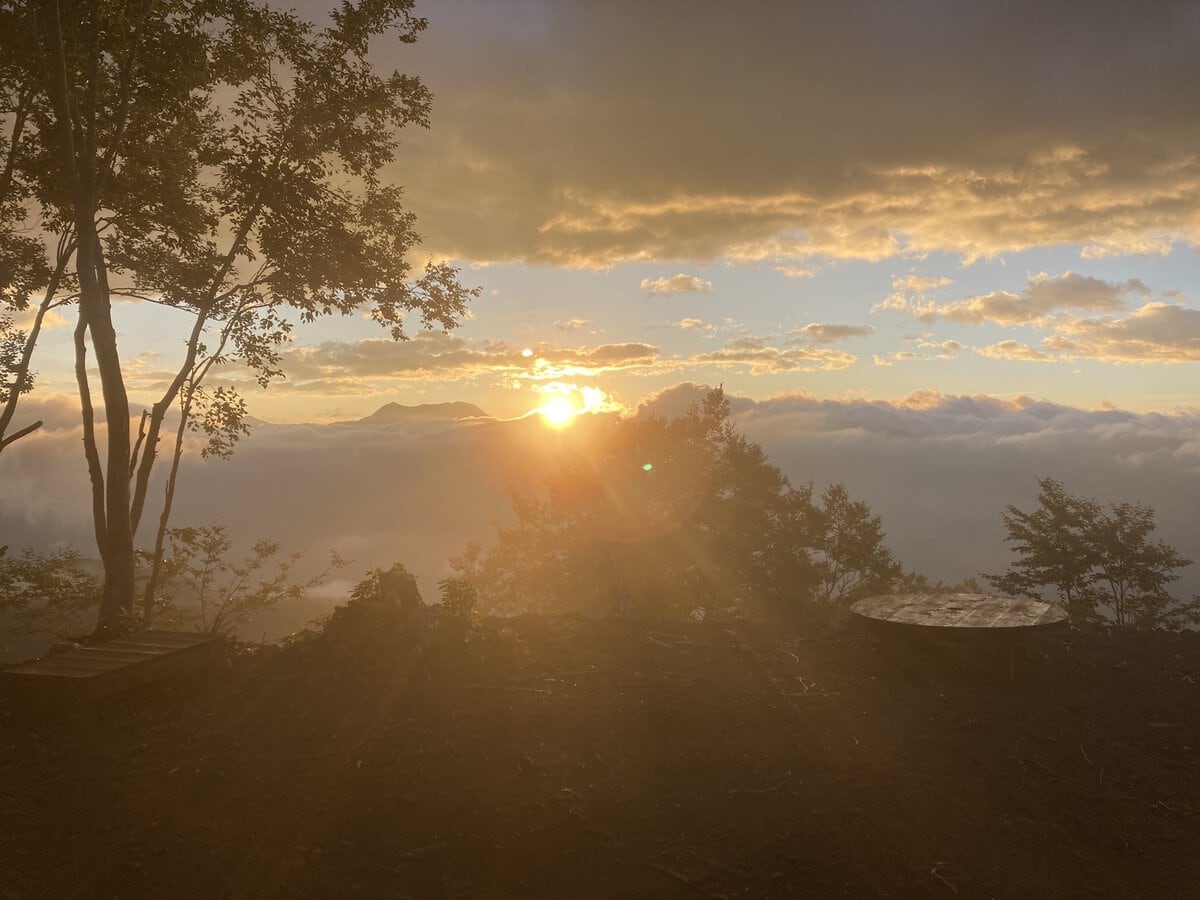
[20,0,1200,423]
[6,0,1200,620]
[285,0,1200,421]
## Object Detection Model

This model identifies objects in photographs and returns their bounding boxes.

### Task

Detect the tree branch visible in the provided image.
[0,419,42,450]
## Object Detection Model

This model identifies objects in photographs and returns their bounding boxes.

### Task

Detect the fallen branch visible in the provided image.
[464,683,551,694]
[1079,745,1103,783]
[644,861,723,899]
[728,780,788,797]
[396,842,446,859]
[1153,799,1200,815]
[930,862,959,893]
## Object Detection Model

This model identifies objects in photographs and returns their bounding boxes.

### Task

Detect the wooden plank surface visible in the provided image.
[850,593,1068,631]
[1,630,221,698]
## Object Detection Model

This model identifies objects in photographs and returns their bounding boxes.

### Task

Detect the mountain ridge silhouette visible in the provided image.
[335,401,490,425]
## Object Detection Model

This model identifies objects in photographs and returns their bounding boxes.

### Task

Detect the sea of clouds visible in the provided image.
[3,385,1199,640]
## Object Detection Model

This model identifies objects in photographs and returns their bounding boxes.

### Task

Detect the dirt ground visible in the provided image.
[2,604,1198,899]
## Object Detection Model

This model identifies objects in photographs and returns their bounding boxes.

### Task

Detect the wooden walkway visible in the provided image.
[1,631,221,700]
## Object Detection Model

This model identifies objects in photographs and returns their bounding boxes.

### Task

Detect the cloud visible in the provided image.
[874,274,955,315]
[893,275,954,293]
[9,305,71,333]
[0,392,89,430]
[976,340,1056,361]
[554,318,594,333]
[8,384,1199,641]
[692,340,856,374]
[640,273,712,295]
[880,272,1148,326]
[773,265,815,279]
[791,323,873,344]
[730,388,1200,599]
[264,330,861,398]
[1047,302,1200,363]
[873,336,959,365]
[278,333,661,387]
[917,338,962,359]
[381,0,1200,267]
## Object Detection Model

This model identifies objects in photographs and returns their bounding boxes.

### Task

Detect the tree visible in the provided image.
[3,0,475,633]
[453,389,900,620]
[142,524,345,635]
[0,545,100,642]
[808,482,902,603]
[437,575,477,620]
[984,477,1198,630]
[892,572,983,594]
[0,0,65,457]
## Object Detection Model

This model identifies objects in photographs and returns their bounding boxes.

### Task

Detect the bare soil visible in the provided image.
[2,605,1198,899]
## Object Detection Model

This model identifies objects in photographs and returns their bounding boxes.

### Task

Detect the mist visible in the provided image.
[4,385,1199,639]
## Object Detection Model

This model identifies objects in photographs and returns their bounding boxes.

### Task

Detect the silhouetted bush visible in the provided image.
[453,388,900,621]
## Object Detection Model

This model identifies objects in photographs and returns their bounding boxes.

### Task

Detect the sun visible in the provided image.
[539,395,578,428]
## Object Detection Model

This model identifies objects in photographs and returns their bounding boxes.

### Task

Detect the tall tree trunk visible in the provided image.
[77,227,135,632]
[36,0,138,633]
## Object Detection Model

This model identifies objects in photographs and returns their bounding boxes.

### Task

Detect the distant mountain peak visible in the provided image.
[337,402,490,425]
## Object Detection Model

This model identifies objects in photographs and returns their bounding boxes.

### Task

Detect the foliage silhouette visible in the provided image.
[141,524,346,635]
[438,575,478,620]
[0,0,475,633]
[453,388,900,619]
[0,545,98,643]
[984,477,1198,630]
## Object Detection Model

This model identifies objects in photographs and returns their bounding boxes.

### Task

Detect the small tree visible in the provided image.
[0,545,99,640]
[438,575,477,620]
[142,525,345,635]
[809,482,902,603]
[984,478,1198,630]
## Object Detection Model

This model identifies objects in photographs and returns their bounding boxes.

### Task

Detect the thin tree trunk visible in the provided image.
[129,199,265,537]
[73,313,107,567]
[141,391,192,622]
[128,309,208,536]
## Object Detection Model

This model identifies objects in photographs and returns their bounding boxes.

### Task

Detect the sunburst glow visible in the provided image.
[532,383,623,428]
[539,395,578,428]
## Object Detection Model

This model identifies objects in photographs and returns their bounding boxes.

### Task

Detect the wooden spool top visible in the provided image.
[850,593,1068,632]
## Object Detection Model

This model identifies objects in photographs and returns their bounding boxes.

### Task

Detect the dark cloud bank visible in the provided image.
[4,386,1199,634]
[389,0,1200,264]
